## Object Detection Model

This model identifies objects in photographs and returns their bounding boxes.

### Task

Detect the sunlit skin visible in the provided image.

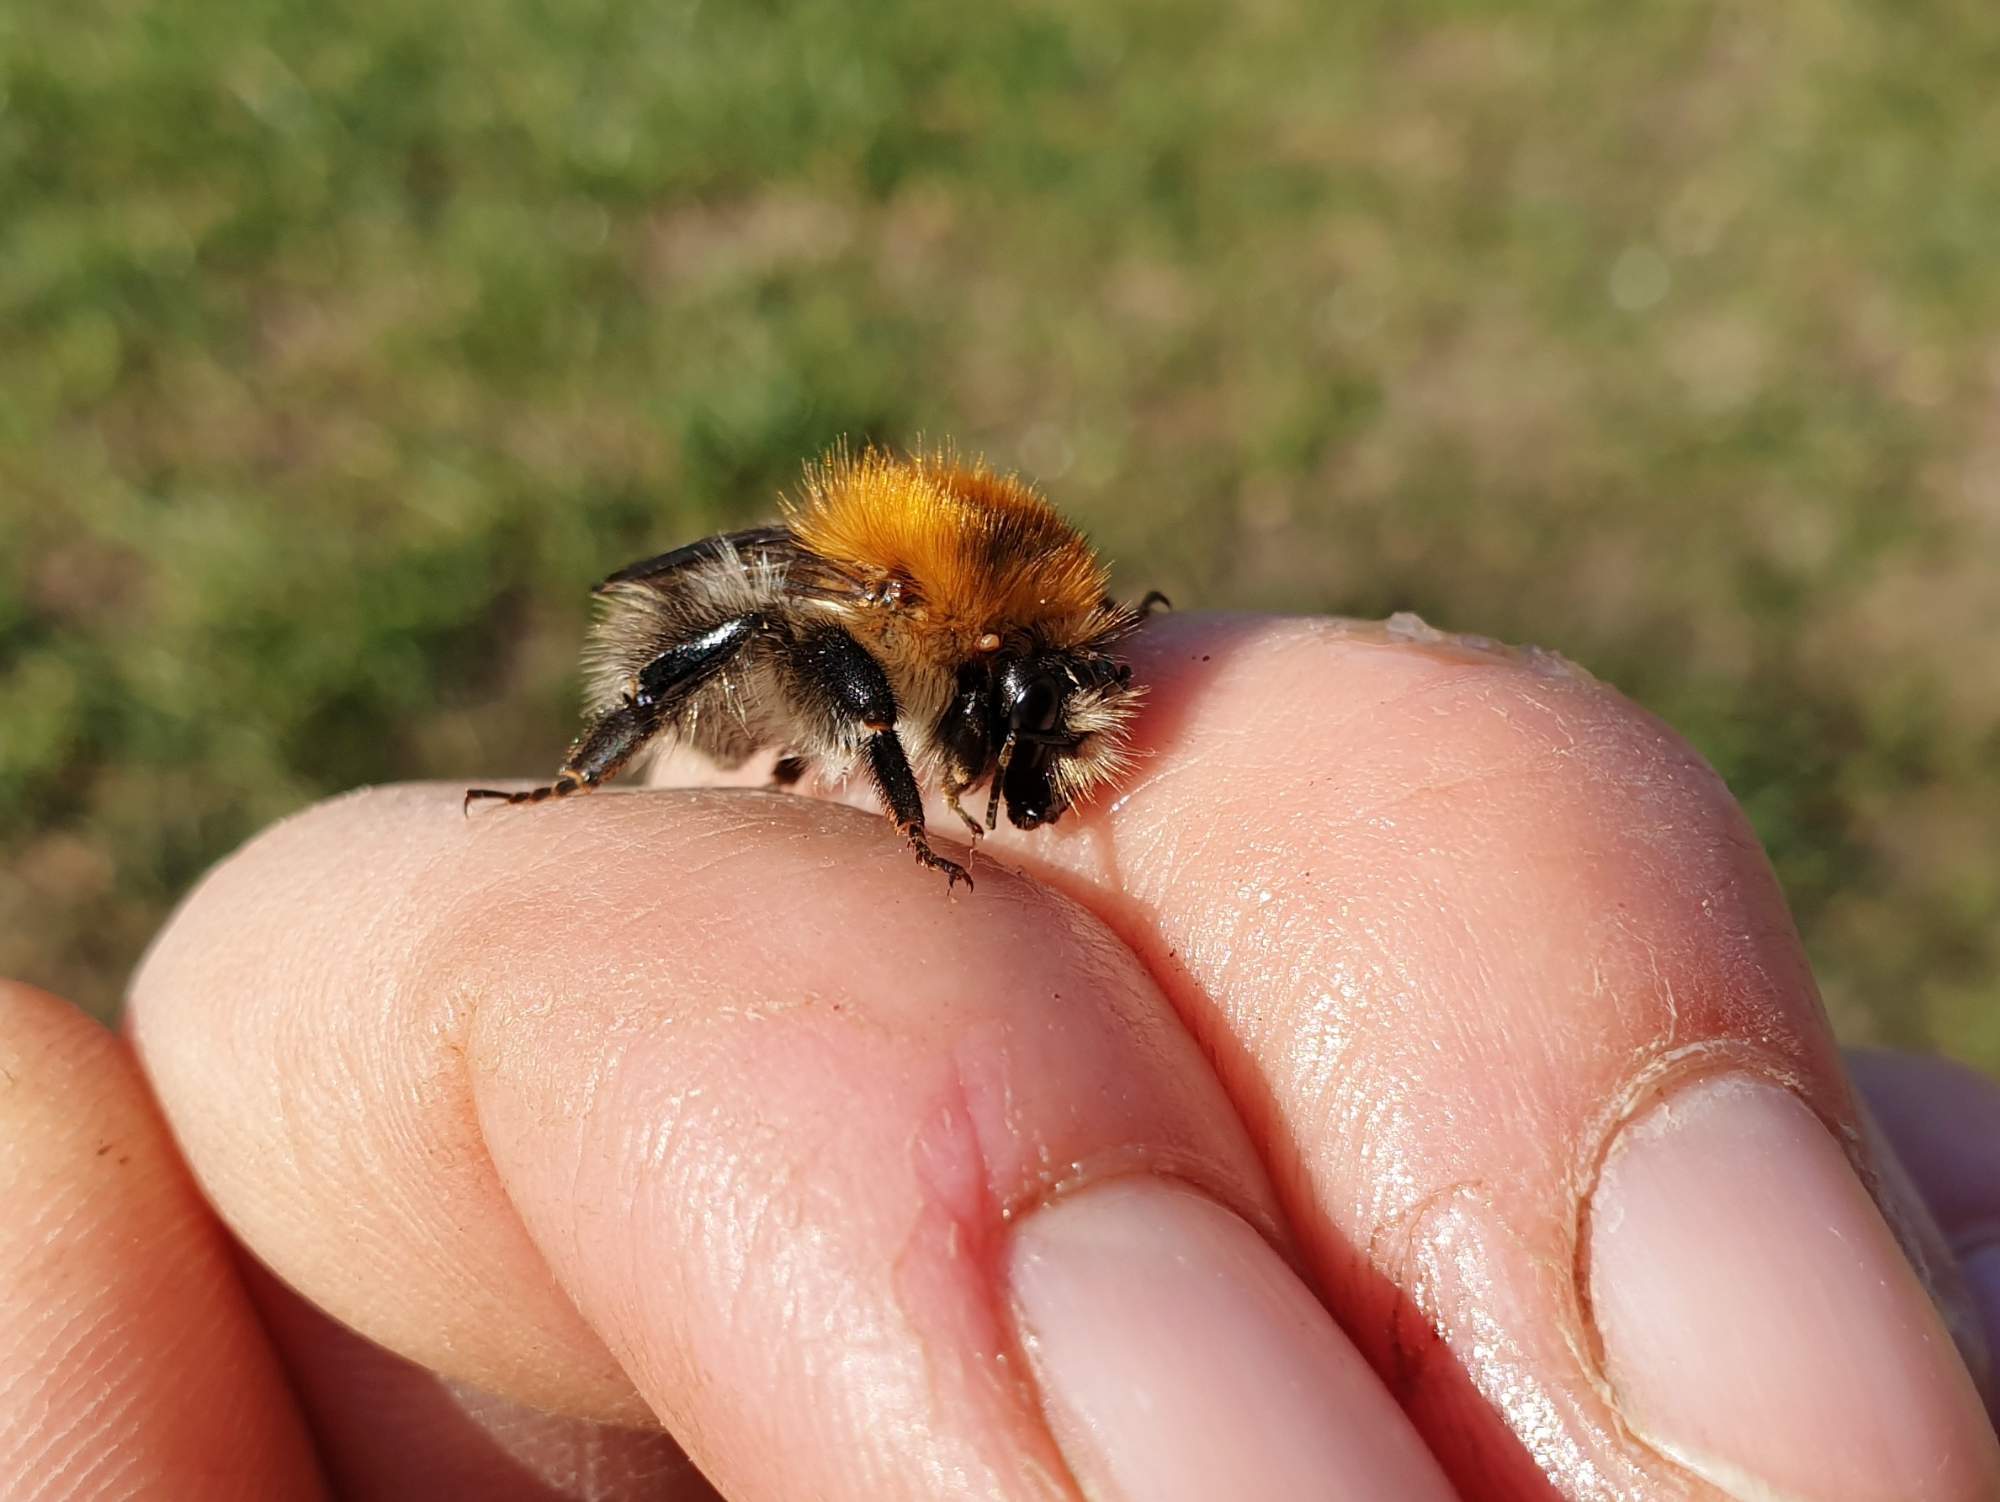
[4,615,1998,1500]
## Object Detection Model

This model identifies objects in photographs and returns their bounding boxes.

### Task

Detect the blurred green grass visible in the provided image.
[3,0,1997,1055]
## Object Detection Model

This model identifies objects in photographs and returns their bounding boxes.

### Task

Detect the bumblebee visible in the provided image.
[467,445,1155,890]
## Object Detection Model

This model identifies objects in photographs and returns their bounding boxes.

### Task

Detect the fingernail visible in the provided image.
[1587,1073,2000,1502]
[1005,1177,1457,1502]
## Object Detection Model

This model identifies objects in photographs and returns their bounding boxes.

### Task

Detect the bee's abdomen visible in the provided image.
[580,535,791,720]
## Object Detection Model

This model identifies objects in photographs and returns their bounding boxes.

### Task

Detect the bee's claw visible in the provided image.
[464,787,511,816]
[463,776,584,816]
[926,854,974,893]
[904,831,974,893]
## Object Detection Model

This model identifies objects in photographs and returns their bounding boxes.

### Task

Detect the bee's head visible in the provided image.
[988,652,1138,831]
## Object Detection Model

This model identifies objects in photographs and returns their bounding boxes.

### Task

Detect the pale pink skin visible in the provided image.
[2,614,1996,1500]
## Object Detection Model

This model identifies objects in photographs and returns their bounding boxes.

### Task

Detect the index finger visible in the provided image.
[129,781,1460,1500]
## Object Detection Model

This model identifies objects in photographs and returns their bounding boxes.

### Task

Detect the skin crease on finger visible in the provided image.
[661,611,1999,1501]
[129,782,1324,1498]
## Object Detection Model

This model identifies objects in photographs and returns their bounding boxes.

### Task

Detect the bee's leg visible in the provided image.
[797,627,972,892]
[942,776,985,842]
[463,699,656,811]
[770,754,813,788]
[466,613,763,814]
[985,731,1017,832]
[867,732,973,892]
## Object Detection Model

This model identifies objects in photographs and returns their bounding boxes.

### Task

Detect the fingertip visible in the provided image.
[128,784,655,1425]
[1,977,115,1089]
[0,980,327,1500]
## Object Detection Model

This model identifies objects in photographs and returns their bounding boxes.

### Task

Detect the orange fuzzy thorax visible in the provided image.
[785,447,1116,647]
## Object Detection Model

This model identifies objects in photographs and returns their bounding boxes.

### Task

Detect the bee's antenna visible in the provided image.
[986,731,1016,832]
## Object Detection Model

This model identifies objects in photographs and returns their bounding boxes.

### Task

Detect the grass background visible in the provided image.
[3,0,1996,1056]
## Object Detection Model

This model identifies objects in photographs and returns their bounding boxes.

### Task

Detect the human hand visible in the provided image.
[4,614,1997,1500]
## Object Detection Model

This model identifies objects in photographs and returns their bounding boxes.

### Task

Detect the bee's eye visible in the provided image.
[1012,672,1064,734]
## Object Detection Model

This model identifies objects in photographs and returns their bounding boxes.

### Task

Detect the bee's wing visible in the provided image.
[596,525,869,611]
[594,526,794,592]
